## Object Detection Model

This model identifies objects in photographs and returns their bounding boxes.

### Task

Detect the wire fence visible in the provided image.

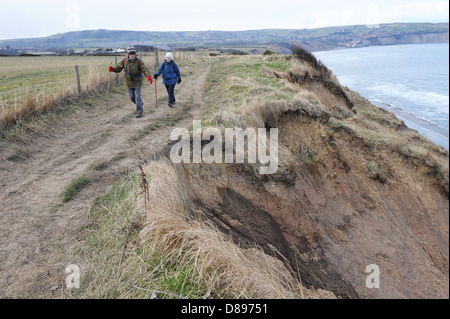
[0,50,209,134]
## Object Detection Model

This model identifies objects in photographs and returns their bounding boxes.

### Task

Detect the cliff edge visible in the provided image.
[139,48,449,298]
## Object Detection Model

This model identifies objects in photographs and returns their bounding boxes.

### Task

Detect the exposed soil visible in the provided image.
[165,103,449,298]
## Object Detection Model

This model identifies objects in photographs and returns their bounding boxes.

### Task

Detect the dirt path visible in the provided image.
[0,61,211,298]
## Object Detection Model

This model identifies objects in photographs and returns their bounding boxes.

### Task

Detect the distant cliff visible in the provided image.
[0,23,448,52]
[379,31,449,45]
[297,28,449,52]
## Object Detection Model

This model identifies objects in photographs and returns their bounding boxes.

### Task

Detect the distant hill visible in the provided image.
[0,22,448,53]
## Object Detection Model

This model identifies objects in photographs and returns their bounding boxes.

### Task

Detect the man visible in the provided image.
[154,52,181,107]
[109,47,153,118]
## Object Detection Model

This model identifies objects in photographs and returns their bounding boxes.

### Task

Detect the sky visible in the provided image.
[1,0,448,40]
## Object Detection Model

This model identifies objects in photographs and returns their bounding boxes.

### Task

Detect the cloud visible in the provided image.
[1,0,449,39]
[381,1,449,22]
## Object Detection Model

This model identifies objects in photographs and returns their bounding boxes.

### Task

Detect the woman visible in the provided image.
[154,52,182,107]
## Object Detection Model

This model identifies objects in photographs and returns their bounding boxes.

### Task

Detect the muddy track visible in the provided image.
[0,62,211,298]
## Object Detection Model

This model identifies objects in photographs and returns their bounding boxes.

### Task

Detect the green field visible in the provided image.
[0,52,210,129]
[0,52,205,108]
[0,56,122,106]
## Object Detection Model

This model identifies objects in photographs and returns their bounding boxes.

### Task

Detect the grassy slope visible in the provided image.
[69,174,217,299]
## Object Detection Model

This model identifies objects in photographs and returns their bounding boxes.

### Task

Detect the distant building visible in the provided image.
[28,51,58,56]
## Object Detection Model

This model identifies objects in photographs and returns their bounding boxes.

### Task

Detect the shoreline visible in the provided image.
[371,99,449,150]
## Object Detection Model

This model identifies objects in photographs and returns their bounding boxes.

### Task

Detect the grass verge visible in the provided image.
[68,159,300,299]
[60,175,91,203]
[68,173,227,298]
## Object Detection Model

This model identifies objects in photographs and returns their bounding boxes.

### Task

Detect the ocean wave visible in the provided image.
[316,43,449,149]
[369,97,448,128]
[368,84,449,108]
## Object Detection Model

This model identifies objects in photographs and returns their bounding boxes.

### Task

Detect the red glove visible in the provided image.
[147,75,153,84]
[108,66,114,72]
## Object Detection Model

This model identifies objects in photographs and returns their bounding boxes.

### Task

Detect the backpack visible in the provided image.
[162,61,178,76]
[123,58,143,79]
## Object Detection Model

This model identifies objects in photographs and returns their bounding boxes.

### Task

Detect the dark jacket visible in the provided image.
[156,60,181,85]
[113,57,151,88]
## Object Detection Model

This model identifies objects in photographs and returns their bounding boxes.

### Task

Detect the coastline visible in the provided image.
[371,99,449,150]
[314,43,449,151]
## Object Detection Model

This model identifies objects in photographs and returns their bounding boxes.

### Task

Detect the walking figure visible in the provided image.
[109,47,153,118]
[154,52,181,107]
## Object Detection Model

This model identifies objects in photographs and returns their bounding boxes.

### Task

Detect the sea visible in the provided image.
[314,43,449,150]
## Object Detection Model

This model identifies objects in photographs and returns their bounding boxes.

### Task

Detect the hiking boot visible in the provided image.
[168,103,173,107]
[136,111,143,118]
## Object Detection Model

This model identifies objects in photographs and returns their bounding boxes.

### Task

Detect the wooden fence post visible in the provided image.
[115,56,119,84]
[154,49,159,106]
[74,65,82,95]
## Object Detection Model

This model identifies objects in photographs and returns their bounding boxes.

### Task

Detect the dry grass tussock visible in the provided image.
[229,96,330,130]
[215,78,332,180]
[138,159,303,298]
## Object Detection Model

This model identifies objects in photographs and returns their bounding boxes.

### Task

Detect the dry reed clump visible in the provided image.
[287,59,354,110]
[138,159,302,299]
[290,44,329,75]
[287,58,340,88]
[283,45,354,111]
[1,89,65,128]
[0,67,117,130]
[232,97,331,181]
[239,97,330,130]
[240,99,286,129]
